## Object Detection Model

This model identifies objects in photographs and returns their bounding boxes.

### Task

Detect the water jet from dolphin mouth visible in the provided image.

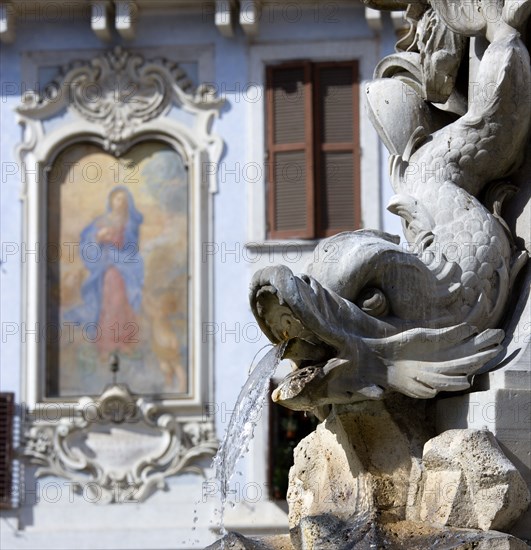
[211,342,287,538]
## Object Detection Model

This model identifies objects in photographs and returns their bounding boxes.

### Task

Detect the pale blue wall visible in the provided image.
[0,54,23,397]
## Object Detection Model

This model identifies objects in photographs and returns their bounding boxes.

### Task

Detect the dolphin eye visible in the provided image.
[355,287,389,317]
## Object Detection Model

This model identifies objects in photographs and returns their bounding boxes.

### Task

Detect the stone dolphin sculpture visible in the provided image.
[250,0,531,411]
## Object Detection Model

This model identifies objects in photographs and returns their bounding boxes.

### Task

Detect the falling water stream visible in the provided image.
[212,342,287,540]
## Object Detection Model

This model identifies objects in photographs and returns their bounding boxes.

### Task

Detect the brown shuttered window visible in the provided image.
[0,393,14,509]
[266,61,360,239]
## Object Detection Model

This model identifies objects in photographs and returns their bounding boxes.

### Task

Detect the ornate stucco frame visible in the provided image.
[15,46,223,500]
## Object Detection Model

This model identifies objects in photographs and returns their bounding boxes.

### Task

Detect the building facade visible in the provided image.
[0,1,400,548]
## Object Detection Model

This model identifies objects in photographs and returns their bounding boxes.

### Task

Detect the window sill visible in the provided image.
[244,240,321,251]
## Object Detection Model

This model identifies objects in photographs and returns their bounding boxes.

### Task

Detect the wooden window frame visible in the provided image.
[266,61,314,239]
[266,60,361,240]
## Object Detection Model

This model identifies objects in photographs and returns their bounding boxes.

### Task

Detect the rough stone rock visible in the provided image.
[287,398,432,546]
[205,523,529,550]
[418,429,530,531]
[286,410,374,529]
[204,532,294,550]
[378,521,530,550]
[291,518,531,550]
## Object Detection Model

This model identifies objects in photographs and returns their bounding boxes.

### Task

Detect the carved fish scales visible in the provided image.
[388,33,530,330]
[250,1,531,408]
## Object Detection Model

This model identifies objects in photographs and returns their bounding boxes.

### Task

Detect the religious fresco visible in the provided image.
[46,141,189,397]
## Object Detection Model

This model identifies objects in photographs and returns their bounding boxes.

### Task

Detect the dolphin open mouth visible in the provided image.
[252,280,357,410]
[249,265,393,409]
[254,283,337,370]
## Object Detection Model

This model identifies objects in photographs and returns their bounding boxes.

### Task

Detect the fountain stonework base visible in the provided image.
[209,400,529,549]
[285,400,529,549]
[208,0,531,547]
[287,398,428,533]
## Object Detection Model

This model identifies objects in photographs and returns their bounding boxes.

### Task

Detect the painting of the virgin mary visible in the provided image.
[65,186,144,358]
[50,141,189,398]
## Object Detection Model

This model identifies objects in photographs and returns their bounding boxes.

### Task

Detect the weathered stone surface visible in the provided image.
[287,398,432,540]
[286,411,374,528]
[418,429,530,531]
[205,532,294,550]
[283,405,530,549]
[378,521,530,550]
[291,518,531,550]
[291,514,382,550]
[206,522,529,550]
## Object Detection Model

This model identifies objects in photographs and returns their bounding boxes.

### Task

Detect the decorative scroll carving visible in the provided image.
[65,49,185,147]
[16,46,224,157]
[24,385,217,503]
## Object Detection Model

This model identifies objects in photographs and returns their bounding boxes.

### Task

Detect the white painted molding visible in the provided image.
[390,9,407,31]
[215,0,235,38]
[24,383,217,503]
[91,0,113,42]
[115,0,137,40]
[17,47,223,159]
[239,0,261,37]
[365,7,382,32]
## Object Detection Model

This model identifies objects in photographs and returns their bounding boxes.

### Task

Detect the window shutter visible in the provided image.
[267,64,314,239]
[0,393,14,509]
[314,62,361,237]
